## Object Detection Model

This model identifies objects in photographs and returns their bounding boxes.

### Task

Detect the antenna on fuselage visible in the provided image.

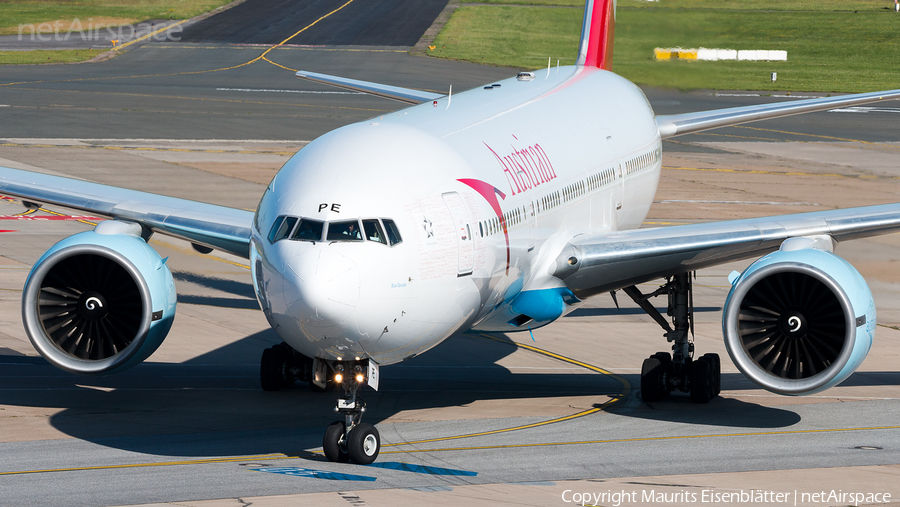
[446,85,452,109]
[546,57,551,78]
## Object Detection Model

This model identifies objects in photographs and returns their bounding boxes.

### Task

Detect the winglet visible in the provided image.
[575,0,616,70]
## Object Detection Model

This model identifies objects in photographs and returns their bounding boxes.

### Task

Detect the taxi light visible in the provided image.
[335,373,343,383]
[355,373,365,383]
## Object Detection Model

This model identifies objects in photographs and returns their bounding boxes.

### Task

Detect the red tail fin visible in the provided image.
[576,0,616,70]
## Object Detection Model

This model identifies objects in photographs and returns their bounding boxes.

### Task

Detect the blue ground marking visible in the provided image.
[368,462,477,476]
[250,467,377,481]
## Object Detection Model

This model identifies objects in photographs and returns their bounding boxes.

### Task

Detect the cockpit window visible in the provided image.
[382,219,402,246]
[273,216,297,242]
[326,220,363,241]
[254,186,277,234]
[268,216,400,246]
[267,216,285,243]
[362,219,386,244]
[291,219,324,242]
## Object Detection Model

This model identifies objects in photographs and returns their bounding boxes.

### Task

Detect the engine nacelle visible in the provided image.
[22,222,176,375]
[723,238,876,396]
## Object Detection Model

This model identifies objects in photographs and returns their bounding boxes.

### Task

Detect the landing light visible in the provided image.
[335,373,343,383]
[355,373,365,383]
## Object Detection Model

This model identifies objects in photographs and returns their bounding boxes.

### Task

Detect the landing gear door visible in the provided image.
[367,360,379,391]
[442,192,474,276]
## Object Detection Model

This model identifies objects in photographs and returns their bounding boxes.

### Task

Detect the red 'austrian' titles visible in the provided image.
[484,141,557,196]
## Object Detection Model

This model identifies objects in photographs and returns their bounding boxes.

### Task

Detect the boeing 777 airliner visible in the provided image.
[3,0,900,465]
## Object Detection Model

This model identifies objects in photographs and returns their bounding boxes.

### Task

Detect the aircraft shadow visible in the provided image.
[172,271,258,298]
[1,331,894,458]
[617,391,802,428]
[176,294,261,310]
[172,271,260,309]
[568,306,721,317]
[0,331,612,457]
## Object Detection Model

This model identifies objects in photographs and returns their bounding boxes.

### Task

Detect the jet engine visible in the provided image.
[22,221,176,375]
[722,237,876,396]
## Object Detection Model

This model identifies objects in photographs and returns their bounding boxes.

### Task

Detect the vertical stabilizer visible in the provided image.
[575,0,616,70]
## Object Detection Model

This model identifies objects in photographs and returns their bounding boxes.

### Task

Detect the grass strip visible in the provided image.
[430,2,900,92]
[475,0,893,10]
[616,8,900,92]
[468,0,584,6]
[0,0,232,36]
[619,0,893,11]
[430,5,580,69]
[0,49,96,65]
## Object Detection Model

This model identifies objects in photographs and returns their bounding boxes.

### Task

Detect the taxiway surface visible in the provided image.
[2,3,900,507]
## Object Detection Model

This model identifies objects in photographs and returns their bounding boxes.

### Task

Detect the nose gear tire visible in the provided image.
[347,423,380,465]
[323,421,350,463]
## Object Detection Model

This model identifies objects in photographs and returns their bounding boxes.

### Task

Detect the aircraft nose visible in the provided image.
[284,250,360,329]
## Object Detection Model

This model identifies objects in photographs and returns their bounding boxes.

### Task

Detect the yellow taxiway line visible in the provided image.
[380,424,900,456]
[383,334,630,448]
[0,454,292,476]
[5,423,900,476]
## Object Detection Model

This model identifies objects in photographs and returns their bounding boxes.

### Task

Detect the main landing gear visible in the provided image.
[621,272,721,403]
[259,345,380,464]
[260,342,314,391]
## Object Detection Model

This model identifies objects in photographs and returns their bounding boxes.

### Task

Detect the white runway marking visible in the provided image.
[216,87,364,95]
[828,106,900,114]
[0,138,308,143]
[714,93,821,99]
[654,199,819,206]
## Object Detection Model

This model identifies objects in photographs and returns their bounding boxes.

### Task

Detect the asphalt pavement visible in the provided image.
[2,1,900,506]
[179,0,450,45]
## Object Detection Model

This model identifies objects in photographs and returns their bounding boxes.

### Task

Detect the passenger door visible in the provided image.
[442,192,474,276]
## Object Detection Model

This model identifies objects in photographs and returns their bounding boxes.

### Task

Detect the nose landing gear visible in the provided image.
[258,345,382,464]
[322,375,381,464]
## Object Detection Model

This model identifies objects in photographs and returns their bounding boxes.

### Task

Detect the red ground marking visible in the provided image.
[0,216,104,221]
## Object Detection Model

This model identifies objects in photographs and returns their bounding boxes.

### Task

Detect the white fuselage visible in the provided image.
[249,66,662,365]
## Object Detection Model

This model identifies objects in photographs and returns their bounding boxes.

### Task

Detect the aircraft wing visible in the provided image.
[656,88,900,138]
[553,203,900,298]
[0,167,254,259]
[295,70,444,104]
